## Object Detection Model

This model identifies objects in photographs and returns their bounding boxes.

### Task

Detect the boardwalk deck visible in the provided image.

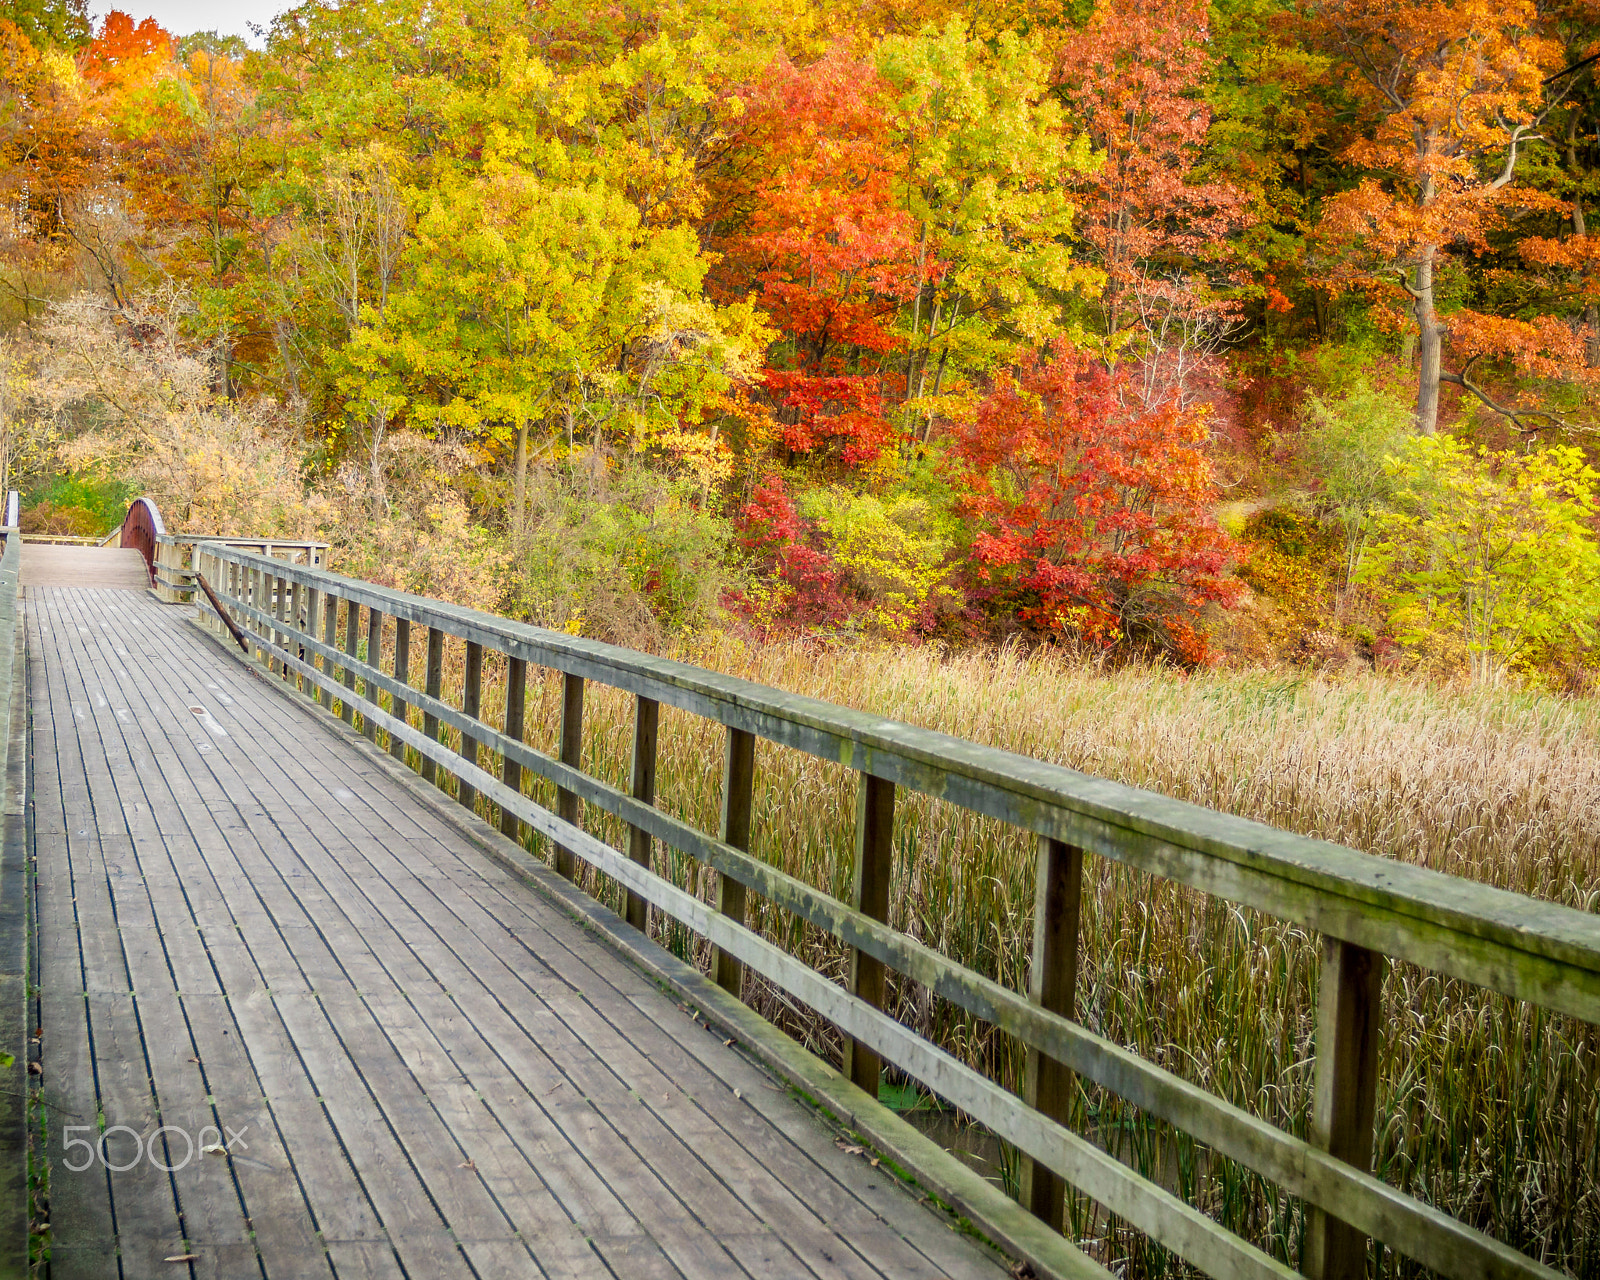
[20,545,148,589]
[29,585,1008,1280]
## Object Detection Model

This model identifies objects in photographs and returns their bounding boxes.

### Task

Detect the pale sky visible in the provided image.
[93,0,287,44]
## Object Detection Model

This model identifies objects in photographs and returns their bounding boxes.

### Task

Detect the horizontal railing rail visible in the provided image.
[189,540,1597,1280]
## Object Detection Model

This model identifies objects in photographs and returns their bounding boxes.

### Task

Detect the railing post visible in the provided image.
[500,657,526,838]
[320,591,338,713]
[712,727,756,993]
[623,696,661,932]
[302,586,319,693]
[1020,837,1085,1232]
[342,600,360,726]
[843,773,894,1098]
[364,607,383,742]
[553,673,584,881]
[390,617,411,762]
[1304,938,1385,1280]
[248,566,262,656]
[288,579,304,687]
[421,626,444,785]
[458,641,483,812]
[272,570,289,676]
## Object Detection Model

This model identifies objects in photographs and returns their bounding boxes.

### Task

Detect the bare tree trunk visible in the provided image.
[1413,247,1442,435]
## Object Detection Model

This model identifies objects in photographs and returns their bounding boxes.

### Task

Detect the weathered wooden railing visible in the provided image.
[0,499,28,1276]
[188,540,1599,1280]
[116,496,328,601]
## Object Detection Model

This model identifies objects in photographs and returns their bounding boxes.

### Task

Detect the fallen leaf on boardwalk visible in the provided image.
[722,1038,734,1047]
[164,1255,199,1264]
[201,1144,226,1155]
[542,1082,564,1096]
[869,1157,880,1167]
[459,1160,476,1171]
[836,1142,865,1155]
[187,1058,200,1065]
[28,1062,40,1075]
[733,1088,742,1100]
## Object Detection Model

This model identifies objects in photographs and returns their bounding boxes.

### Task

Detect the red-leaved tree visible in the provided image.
[953,343,1239,659]
[727,476,853,634]
[711,48,923,467]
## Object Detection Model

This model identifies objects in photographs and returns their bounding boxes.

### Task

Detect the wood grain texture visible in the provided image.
[26,586,1004,1280]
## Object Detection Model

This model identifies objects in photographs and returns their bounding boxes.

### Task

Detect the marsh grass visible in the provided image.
[331,620,1600,1278]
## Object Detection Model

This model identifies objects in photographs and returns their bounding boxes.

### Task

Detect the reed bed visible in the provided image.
[328,618,1600,1278]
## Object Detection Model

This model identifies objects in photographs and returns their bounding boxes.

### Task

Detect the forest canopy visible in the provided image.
[5,0,1600,683]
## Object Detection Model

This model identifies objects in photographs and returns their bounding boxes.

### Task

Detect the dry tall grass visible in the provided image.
[341,624,1600,1277]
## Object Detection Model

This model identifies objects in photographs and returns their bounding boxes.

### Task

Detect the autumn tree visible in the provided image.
[952,341,1239,658]
[711,46,921,467]
[1316,0,1578,434]
[1361,435,1600,680]
[875,20,1091,437]
[1055,0,1248,406]
[1,0,87,47]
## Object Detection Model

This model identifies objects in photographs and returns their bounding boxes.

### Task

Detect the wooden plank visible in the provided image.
[1305,939,1385,1280]
[554,673,583,881]
[459,640,482,812]
[86,991,189,1279]
[1020,838,1085,1232]
[321,590,338,713]
[712,727,755,996]
[421,626,444,786]
[843,774,894,1098]
[500,657,526,840]
[391,616,410,764]
[365,606,383,743]
[46,592,400,1257]
[27,597,118,1275]
[343,599,361,726]
[624,696,659,933]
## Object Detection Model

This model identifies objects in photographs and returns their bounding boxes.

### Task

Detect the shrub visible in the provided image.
[1360,436,1600,683]
[797,486,961,633]
[511,462,734,647]
[728,474,852,634]
[952,341,1240,660]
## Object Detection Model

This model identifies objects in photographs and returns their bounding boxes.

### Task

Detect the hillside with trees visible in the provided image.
[5,0,1600,684]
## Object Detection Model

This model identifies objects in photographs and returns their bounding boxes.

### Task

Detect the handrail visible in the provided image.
[191,541,1594,1280]
[0,521,28,1272]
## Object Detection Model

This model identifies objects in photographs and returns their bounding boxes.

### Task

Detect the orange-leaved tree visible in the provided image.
[1316,0,1579,434]
[710,46,922,468]
[1055,0,1248,407]
[952,342,1240,659]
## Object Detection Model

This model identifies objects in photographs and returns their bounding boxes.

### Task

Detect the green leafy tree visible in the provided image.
[1360,436,1600,682]
[1300,373,1412,593]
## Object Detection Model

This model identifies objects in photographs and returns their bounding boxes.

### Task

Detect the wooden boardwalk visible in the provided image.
[29,584,1006,1280]
[20,545,148,589]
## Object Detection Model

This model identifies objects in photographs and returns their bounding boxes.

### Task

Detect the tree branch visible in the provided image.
[1438,366,1565,433]
[1394,267,1423,300]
